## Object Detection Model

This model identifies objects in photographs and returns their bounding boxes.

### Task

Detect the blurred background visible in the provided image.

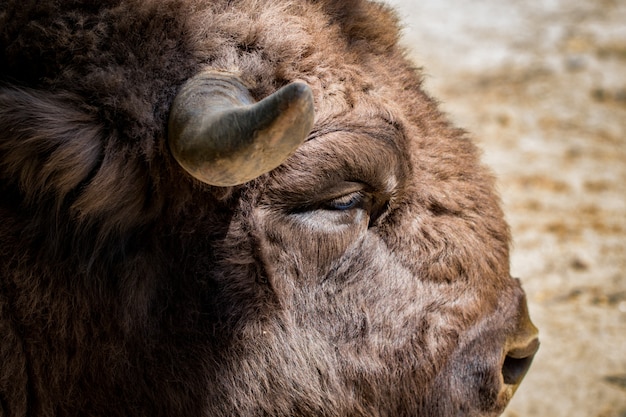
[383,1,626,416]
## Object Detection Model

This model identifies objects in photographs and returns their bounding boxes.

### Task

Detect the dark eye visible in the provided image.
[325,191,365,211]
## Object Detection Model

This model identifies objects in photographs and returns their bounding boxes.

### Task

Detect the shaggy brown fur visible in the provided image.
[0,1,535,416]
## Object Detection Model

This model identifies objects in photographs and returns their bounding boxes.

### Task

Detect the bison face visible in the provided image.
[165,69,539,415]
[0,1,538,416]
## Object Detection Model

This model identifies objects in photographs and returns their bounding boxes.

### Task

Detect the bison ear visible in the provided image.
[0,87,158,229]
[313,0,401,52]
[0,88,103,204]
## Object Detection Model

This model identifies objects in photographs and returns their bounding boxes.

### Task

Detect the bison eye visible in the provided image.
[325,191,366,211]
[287,182,388,229]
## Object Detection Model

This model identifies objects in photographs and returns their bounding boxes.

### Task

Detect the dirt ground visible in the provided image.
[384,1,626,416]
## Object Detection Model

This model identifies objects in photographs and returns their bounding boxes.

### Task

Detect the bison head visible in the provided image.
[0,0,538,416]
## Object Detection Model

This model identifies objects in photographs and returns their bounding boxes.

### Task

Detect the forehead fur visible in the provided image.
[0,0,402,129]
[0,0,408,207]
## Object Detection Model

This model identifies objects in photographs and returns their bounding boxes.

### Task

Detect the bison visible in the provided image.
[0,0,539,416]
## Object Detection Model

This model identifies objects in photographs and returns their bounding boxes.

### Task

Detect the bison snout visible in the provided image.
[448,286,540,414]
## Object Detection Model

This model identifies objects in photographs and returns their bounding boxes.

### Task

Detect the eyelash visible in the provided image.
[325,191,365,211]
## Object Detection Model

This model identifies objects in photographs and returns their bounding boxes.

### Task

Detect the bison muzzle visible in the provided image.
[0,0,538,416]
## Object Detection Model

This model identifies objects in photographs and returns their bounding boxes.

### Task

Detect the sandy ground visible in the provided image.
[383,1,626,416]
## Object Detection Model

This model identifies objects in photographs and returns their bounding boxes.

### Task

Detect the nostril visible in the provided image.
[502,355,533,385]
[502,338,539,386]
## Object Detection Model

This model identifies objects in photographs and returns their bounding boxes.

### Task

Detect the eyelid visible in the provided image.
[325,191,365,211]
[316,182,366,202]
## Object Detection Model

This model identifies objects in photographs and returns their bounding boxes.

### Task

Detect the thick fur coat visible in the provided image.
[0,1,534,416]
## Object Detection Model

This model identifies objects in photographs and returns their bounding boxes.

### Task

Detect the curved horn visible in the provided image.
[168,70,315,186]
